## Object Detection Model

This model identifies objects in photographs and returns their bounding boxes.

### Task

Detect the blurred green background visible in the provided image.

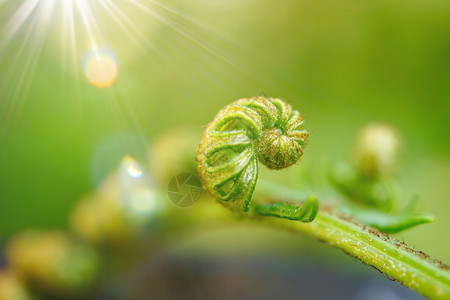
[0,0,449,266]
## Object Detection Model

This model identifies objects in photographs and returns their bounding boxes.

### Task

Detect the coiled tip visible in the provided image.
[256,128,308,169]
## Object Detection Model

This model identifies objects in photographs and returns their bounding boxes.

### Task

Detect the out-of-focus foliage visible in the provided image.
[5,231,98,295]
[71,156,166,244]
[70,181,134,244]
[0,270,34,300]
[149,126,200,184]
[0,0,448,272]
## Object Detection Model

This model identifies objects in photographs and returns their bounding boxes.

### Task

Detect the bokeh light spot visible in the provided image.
[124,156,143,178]
[128,188,157,215]
[83,47,117,88]
[118,156,163,222]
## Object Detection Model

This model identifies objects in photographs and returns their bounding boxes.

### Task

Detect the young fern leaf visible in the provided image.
[329,160,435,233]
[340,204,434,233]
[197,96,317,222]
[252,195,319,222]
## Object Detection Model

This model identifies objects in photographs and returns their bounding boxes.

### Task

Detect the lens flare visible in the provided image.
[124,156,143,178]
[118,156,162,221]
[127,163,143,178]
[83,47,117,88]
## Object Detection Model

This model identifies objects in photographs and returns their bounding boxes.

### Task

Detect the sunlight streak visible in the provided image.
[0,0,364,143]
[97,0,154,51]
[0,0,56,139]
[0,0,40,50]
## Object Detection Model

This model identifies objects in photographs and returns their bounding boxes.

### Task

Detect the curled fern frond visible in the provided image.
[253,194,319,222]
[197,96,316,221]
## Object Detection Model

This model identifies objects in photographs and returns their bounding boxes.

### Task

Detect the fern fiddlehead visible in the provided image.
[197,96,317,222]
[195,100,448,298]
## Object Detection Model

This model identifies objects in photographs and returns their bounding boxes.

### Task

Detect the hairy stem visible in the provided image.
[250,181,450,299]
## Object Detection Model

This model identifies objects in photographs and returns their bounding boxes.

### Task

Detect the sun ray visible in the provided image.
[97,0,154,51]
[0,0,368,146]
[127,0,240,67]
[0,0,40,51]
[75,0,100,46]
[97,0,141,46]
[0,0,57,139]
[127,0,366,117]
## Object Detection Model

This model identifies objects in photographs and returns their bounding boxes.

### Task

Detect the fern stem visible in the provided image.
[249,201,450,299]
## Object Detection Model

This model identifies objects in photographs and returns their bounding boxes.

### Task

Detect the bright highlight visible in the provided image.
[83,47,117,88]
[124,157,143,178]
[118,156,161,221]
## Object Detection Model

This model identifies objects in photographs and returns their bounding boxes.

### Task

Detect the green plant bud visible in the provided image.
[353,122,402,176]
